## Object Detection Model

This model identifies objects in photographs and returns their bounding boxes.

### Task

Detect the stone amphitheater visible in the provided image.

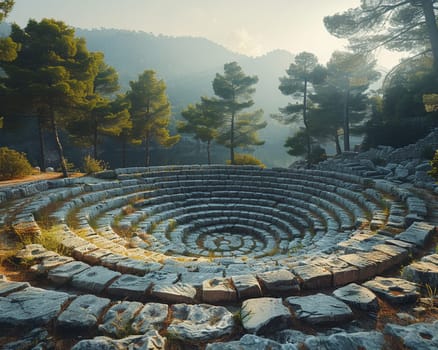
[0,131,438,349]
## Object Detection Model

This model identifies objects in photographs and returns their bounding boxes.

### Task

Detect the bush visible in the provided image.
[0,147,33,180]
[82,155,107,174]
[429,150,438,181]
[227,153,266,168]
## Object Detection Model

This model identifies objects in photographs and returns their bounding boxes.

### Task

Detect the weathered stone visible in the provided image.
[384,321,438,350]
[131,303,168,333]
[363,276,419,304]
[0,287,71,328]
[167,303,235,342]
[2,328,50,350]
[286,293,353,325]
[106,274,152,299]
[30,255,74,274]
[206,334,298,350]
[241,297,291,335]
[82,248,112,265]
[48,261,90,285]
[360,250,393,274]
[16,244,58,261]
[143,271,179,286]
[292,264,332,290]
[151,282,197,303]
[323,258,359,287]
[304,331,384,350]
[257,269,300,295]
[402,261,438,288]
[373,244,409,267]
[338,254,377,281]
[332,283,379,311]
[71,266,121,293]
[57,294,111,331]
[395,222,435,248]
[72,331,166,350]
[202,277,237,303]
[98,301,143,337]
[0,278,30,296]
[116,258,158,275]
[231,274,262,299]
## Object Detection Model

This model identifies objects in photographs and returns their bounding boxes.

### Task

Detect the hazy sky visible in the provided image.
[8,0,405,69]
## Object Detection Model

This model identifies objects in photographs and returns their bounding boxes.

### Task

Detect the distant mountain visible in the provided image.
[77,29,297,167]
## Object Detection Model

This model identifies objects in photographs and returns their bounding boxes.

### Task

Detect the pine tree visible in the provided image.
[127,70,180,166]
[212,62,265,164]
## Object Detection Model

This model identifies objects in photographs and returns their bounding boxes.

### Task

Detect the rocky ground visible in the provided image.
[0,130,438,349]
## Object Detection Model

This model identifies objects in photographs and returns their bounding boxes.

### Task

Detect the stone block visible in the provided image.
[363,276,419,304]
[241,297,291,335]
[48,261,90,285]
[106,274,152,299]
[257,269,300,295]
[292,264,332,290]
[202,278,237,304]
[231,274,262,299]
[151,283,197,304]
[71,266,121,293]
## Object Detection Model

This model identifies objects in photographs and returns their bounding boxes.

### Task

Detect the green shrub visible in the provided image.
[0,147,33,180]
[429,150,438,181]
[227,153,266,168]
[82,155,107,174]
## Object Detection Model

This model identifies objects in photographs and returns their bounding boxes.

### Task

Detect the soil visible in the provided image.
[0,172,84,188]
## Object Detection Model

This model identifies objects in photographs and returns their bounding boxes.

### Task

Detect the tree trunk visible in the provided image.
[207,140,211,165]
[230,111,235,164]
[421,0,438,68]
[343,88,350,152]
[121,137,127,168]
[302,78,311,167]
[50,111,68,178]
[145,132,151,167]
[37,116,46,171]
[335,131,342,155]
[93,114,98,159]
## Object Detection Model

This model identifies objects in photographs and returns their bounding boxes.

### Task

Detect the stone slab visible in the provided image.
[257,269,300,295]
[292,264,332,290]
[0,279,30,296]
[48,261,91,285]
[241,297,291,335]
[167,303,235,342]
[231,274,262,300]
[151,282,198,304]
[71,266,121,293]
[286,293,353,325]
[402,261,438,288]
[106,274,152,299]
[395,222,435,248]
[363,276,419,304]
[202,278,237,304]
[338,254,377,281]
[98,301,144,338]
[131,303,168,333]
[57,294,111,331]
[333,283,378,311]
[0,287,71,328]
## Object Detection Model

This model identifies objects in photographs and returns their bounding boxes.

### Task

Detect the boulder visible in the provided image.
[241,297,292,335]
[167,303,235,342]
[363,276,419,304]
[332,283,378,311]
[286,293,353,325]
